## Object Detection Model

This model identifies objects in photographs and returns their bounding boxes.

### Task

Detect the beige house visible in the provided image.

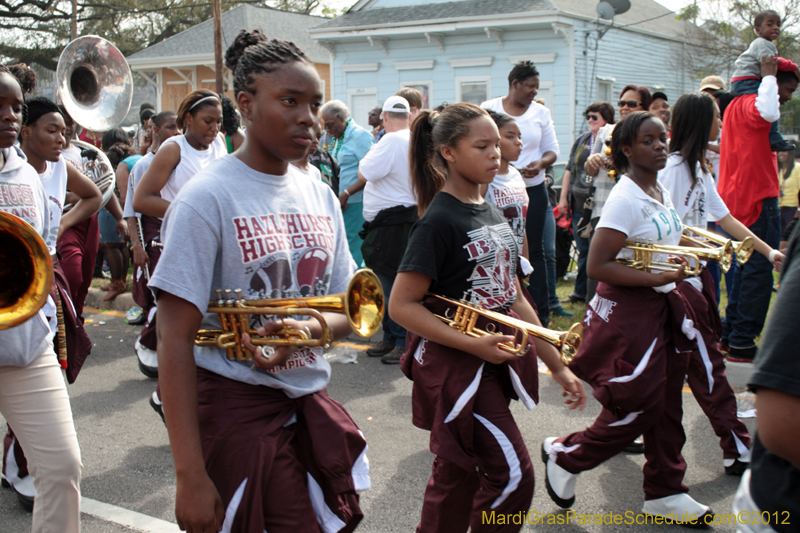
[127,4,331,113]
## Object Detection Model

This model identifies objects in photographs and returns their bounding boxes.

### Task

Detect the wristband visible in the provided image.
[769,249,779,264]
[343,189,351,197]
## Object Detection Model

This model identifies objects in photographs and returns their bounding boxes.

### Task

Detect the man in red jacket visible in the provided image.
[717,55,799,362]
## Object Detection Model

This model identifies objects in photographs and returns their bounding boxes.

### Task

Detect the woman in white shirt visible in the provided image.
[481,61,559,324]
[658,91,782,475]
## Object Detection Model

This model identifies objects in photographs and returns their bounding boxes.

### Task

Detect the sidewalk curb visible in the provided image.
[85,288,136,312]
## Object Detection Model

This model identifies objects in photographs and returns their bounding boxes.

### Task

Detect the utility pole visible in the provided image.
[213,0,223,94]
[71,0,78,39]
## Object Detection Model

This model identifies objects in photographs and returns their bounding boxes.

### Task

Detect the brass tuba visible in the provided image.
[0,213,53,330]
[56,35,133,214]
[428,294,583,366]
[196,269,384,361]
[682,226,755,265]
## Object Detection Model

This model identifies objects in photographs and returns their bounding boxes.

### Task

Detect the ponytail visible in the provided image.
[410,110,445,216]
[409,102,489,216]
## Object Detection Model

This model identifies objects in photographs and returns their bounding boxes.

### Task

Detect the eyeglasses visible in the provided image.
[586,114,600,121]
[618,100,642,109]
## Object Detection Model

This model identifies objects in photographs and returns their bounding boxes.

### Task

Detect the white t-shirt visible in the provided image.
[358,128,416,222]
[480,97,560,187]
[484,166,528,252]
[39,157,68,254]
[290,163,322,182]
[597,175,683,290]
[149,155,356,398]
[658,153,729,229]
[0,146,54,367]
[159,134,226,203]
[123,152,154,219]
[61,144,85,173]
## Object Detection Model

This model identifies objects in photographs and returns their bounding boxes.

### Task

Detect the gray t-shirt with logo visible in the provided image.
[149,155,356,398]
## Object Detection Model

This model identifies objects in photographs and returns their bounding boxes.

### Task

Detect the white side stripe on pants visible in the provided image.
[473,413,521,509]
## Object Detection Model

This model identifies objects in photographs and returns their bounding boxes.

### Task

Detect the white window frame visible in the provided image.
[596,76,615,104]
[346,86,378,111]
[455,75,491,104]
[400,80,433,110]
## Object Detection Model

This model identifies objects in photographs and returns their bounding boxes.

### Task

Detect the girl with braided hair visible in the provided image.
[389,102,585,533]
[148,30,368,533]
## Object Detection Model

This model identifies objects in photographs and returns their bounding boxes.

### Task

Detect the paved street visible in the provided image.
[0,308,756,532]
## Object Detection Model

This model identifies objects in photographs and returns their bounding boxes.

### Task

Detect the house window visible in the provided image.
[597,79,614,104]
[456,76,491,105]
[400,81,432,109]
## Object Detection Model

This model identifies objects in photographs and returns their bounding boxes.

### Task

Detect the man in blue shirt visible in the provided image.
[321,100,374,266]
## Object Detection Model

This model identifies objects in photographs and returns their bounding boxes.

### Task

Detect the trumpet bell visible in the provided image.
[345,269,384,338]
[0,213,53,330]
[57,35,133,132]
[735,237,755,265]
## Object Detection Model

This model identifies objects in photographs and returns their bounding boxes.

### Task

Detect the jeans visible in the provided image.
[342,202,365,267]
[732,79,785,148]
[722,198,780,348]
[543,202,558,309]
[704,222,737,308]
[571,214,590,299]
[376,270,406,349]
[525,183,550,324]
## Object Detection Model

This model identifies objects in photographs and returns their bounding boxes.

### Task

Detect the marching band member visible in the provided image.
[0,72,82,531]
[148,31,369,532]
[124,111,178,383]
[389,102,585,533]
[542,111,714,524]
[132,91,225,381]
[658,91,783,476]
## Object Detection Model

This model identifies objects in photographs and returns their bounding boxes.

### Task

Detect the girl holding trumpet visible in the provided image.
[390,102,586,533]
[658,91,782,475]
[542,111,715,524]
[148,31,368,533]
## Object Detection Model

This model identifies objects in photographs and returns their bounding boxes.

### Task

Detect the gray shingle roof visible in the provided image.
[128,4,329,65]
[310,0,691,41]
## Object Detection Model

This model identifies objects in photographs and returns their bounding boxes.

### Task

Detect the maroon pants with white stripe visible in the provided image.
[677,273,751,459]
[56,214,99,320]
[417,369,535,533]
[554,283,692,501]
[132,215,163,351]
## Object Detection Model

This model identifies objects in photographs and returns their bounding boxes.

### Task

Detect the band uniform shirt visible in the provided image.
[597,175,683,291]
[658,154,729,229]
[123,151,155,219]
[399,192,518,311]
[290,163,322,183]
[149,155,356,398]
[0,145,53,367]
[38,156,68,254]
[358,128,415,223]
[718,75,780,227]
[61,144,85,173]
[158,134,226,204]
[483,166,528,254]
[480,98,560,187]
[744,222,800,531]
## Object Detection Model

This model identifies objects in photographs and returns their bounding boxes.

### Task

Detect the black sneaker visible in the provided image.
[724,458,749,476]
[366,341,394,358]
[625,436,644,454]
[771,140,795,152]
[551,306,575,318]
[560,294,586,305]
[725,345,757,363]
[150,391,166,426]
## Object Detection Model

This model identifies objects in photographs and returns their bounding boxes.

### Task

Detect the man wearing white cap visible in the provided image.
[343,96,418,364]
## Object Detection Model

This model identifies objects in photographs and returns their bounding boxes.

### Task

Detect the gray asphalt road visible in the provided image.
[0,309,756,532]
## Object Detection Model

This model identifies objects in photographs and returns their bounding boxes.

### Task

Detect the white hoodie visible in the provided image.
[0,145,53,367]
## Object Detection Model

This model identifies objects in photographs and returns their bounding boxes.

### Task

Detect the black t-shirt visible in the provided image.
[566,131,594,212]
[399,192,518,310]
[748,222,800,531]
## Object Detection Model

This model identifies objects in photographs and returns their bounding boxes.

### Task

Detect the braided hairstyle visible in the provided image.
[23,96,60,127]
[224,29,311,96]
[410,102,490,215]
[8,64,36,95]
[220,95,240,135]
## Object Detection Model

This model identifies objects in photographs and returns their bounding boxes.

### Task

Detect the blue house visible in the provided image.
[309,0,699,155]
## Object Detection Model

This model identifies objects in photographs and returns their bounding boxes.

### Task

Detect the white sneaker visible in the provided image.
[541,437,578,508]
[642,493,714,527]
[135,339,159,378]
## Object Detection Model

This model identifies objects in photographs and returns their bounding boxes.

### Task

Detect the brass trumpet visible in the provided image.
[619,240,734,274]
[0,212,53,330]
[428,294,583,366]
[196,269,384,361]
[682,226,754,265]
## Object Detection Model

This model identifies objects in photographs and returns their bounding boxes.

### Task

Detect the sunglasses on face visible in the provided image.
[618,100,642,109]
[586,114,600,121]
